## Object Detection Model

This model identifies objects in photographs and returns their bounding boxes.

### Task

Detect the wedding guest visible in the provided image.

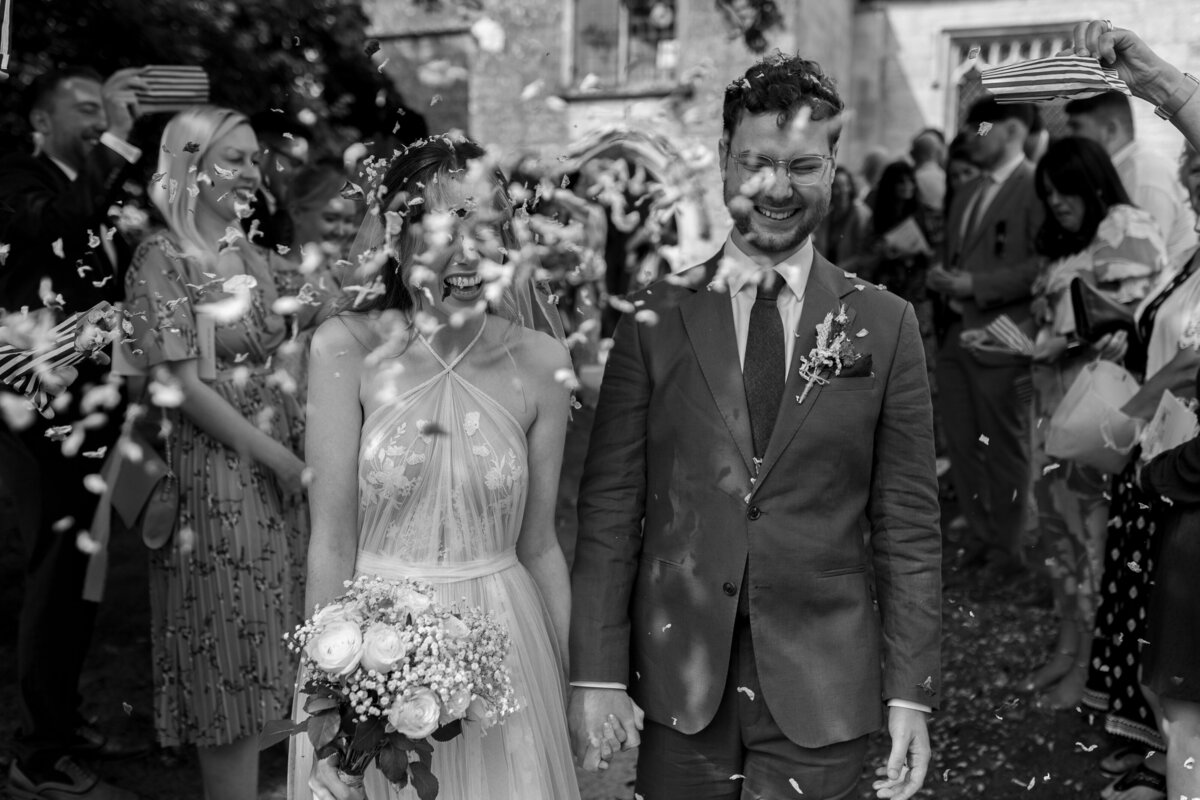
[862,161,934,306]
[858,145,890,210]
[1024,137,1165,710]
[928,98,1042,575]
[944,133,982,208]
[932,135,982,347]
[1067,90,1198,266]
[1065,22,1200,796]
[275,162,355,400]
[122,105,307,800]
[1,64,149,800]
[910,127,946,216]
[244,111,313,249]
[813,165,872,274]
[1139,339,1200,800]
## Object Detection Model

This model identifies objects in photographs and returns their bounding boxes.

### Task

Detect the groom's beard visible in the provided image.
[724,177,829,255]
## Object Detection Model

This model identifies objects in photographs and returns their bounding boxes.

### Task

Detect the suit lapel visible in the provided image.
[963,161,1028,253]
[753,255,857,494]
[680,255,757,478]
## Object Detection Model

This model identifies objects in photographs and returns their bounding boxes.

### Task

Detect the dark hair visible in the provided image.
[1064,90,1134,130]
[248,111,314,148]
[965,98,1036,129]
[26,66,104,117]
[722,53,844,147]
[832,164,859,196]
[872,161,919,236]
[1034,136,1132,260]
[363,136,513,314]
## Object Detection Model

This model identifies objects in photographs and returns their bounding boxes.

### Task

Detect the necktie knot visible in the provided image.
[756,274,782,302]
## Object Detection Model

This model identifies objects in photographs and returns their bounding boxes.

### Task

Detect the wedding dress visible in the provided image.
[289,319,581,799]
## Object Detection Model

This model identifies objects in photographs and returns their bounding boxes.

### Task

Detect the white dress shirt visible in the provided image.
[723,234,812,377]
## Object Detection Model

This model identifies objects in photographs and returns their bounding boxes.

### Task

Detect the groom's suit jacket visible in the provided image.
[570,250,942,749]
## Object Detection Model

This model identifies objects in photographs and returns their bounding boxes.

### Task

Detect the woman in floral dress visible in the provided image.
[123,106,309,800]
[1024,137,1165,708]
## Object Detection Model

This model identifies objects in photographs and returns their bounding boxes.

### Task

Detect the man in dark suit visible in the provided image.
[569,55,941,800]
[0,65,146,799]
[927,99,1042,573]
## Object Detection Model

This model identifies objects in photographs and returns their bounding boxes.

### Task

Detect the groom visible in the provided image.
[568,54,941,799]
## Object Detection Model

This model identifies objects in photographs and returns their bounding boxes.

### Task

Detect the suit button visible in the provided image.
[747,506,761,520]
[723,582,737,596]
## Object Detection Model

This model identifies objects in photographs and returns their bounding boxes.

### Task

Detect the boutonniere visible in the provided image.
[796,304,862,405]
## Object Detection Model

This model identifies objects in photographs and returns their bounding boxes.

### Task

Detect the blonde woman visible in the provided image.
[123,105,307,800]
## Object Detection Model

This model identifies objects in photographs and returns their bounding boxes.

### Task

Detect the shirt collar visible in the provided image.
[723,233,813,300]
[986,151,1025,184]
[1112,140,1136,167]
[47,155,78,183]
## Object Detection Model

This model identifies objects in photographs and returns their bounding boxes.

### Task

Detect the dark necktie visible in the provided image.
[743,276,785,461]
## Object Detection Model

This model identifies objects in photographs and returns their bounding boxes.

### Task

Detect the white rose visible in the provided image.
[311,601,363,627]
[360,623,408,674]
[439,615,470,640]
[440,688,472,724]
[466,695,497,729]
[394,586,433,617]
[387,688,442,739]
[305,619,363,676]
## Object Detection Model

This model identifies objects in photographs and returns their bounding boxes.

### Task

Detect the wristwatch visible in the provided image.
[1154,72,1200,121]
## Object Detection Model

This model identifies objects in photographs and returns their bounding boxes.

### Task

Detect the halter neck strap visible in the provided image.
[417,315,488,373]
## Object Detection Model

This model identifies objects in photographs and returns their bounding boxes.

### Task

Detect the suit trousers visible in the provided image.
[10,398,121,762]
[936,322,1034,559]
[635,611,869,800]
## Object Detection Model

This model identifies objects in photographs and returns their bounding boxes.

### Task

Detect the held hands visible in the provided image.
[308,753,366,800]
[568,687,645,772]
[872,706,931,800]
[101,68,148,140]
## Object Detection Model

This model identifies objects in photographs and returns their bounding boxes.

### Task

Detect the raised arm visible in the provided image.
[1070,21,1200,150]
[303,317,367,613]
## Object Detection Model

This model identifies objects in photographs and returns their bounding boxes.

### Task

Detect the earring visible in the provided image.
[32,131,44,157]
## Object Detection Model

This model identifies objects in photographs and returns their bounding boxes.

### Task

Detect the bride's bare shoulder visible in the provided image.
[312,312,386,359]
[503,323,571,383]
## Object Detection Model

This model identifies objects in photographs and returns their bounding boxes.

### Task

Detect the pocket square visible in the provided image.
[838,354,873,378]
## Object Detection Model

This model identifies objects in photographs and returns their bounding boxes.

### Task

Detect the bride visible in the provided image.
[291,136,582,800]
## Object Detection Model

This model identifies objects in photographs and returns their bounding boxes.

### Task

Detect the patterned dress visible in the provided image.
[289,317,580,799]
[124,232,307,747]
[1083,249,1200,748]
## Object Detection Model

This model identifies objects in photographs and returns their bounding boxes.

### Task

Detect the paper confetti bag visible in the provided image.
[1045,359,1140,474]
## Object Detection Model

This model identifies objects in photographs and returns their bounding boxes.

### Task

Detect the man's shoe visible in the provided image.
[63,725,151,761]
[7,756,139,799]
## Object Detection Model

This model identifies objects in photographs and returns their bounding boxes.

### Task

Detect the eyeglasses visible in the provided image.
[730,152,834,186]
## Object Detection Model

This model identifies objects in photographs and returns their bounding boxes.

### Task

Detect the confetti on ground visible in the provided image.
[122,702,133,715]
[788,777,804,794]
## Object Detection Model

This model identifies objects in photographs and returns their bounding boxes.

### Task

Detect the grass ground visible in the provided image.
[0,506,1125,799]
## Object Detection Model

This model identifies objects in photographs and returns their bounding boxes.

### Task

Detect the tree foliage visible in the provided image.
[0,0,421,154]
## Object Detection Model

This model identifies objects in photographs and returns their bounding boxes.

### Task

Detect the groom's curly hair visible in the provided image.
[722,53,844,148]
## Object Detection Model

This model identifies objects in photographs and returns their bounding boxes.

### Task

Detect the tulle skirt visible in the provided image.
[288,557,580,800]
